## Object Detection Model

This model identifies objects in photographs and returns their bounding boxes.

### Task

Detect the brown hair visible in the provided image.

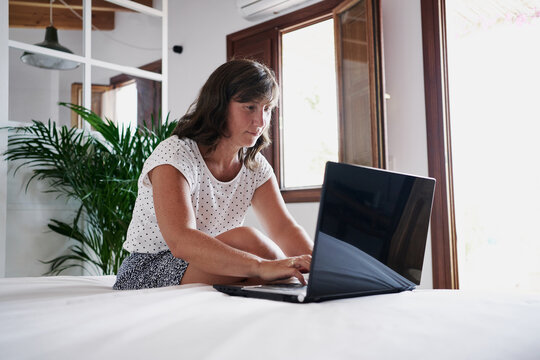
[171,59,279,170]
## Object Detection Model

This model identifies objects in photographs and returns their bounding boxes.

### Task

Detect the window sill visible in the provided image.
[281,187,321,203]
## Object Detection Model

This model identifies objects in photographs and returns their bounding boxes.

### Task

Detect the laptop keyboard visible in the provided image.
[241,284,307,295]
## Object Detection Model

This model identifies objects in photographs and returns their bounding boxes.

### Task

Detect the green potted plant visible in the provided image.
[3,103,177,275]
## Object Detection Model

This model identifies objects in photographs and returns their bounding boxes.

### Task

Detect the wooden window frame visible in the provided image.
[420,0,459,289]
[110,59,162,128]
[278,13,336,202]
[70,83,112,128]
[228,0,385,203]
[334,0,386,169]
[71,59,162,129]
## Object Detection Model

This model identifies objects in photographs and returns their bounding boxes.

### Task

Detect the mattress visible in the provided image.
[1,275,539,360]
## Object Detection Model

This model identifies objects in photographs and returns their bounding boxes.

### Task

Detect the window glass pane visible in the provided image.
[9,0,83,56]
[337,0,376,167]
[9,47,83,127]
[86,66,160,130]
[446,2,540,292]
[91,2,162,72]
[115,82,139,130]
[281,19,339,189]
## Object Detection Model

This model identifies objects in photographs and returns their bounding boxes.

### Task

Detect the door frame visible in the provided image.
[420,0,459,289]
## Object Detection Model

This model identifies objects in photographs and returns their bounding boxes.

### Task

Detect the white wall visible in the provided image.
[382,0,429,177]
[381,0,431,288]
[5,162,83,276]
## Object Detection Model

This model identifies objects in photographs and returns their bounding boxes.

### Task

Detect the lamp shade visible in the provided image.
[20,26,80,70]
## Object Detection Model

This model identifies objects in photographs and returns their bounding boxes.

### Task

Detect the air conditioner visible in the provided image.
[237,0,313,20]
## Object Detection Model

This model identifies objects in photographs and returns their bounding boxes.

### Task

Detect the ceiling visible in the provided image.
[9,0,153,31]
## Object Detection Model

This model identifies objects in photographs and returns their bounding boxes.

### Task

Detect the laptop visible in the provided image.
[213,161,436,303]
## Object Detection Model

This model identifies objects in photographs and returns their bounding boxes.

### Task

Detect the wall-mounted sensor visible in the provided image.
[173,45,183,54]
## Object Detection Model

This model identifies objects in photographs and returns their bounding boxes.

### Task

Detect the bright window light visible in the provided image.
[281,19,339,189]
[115,82,138,130]
[447,4,540,292]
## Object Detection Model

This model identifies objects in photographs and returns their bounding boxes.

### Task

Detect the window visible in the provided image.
[420,0,458,289]
[421,0,540,291]
[445,1,540,292]
[228,0,386,202]
[111,81,138,130]
[70,60,162,129]
[281,19,339,189]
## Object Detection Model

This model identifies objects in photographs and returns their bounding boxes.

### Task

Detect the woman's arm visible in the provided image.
[251,175,314,257]
[150,164,310,283]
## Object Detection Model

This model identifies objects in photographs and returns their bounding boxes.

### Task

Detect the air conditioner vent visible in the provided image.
[237,0,313,20]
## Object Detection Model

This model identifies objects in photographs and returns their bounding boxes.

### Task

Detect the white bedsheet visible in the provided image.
[1,276,540,360]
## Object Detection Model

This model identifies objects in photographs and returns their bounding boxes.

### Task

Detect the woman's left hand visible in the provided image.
[255,254,311,285]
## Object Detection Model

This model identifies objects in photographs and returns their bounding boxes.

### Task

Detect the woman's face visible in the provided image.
[225,99,273,148]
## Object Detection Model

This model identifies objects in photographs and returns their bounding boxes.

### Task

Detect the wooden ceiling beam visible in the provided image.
[10,0,153,12]
[10,4,115,30]
[9,0,153,30]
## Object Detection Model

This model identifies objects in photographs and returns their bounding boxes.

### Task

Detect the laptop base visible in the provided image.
[213,284,410,303]
[213,284,308,303]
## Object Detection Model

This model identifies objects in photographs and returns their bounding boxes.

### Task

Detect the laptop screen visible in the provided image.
[308,162,435,297]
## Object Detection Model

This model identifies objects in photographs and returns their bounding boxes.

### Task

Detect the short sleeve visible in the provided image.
[139,137,196,190]
[254,152,274,189]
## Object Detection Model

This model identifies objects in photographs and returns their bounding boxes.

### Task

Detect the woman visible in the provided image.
[114,59,312,290]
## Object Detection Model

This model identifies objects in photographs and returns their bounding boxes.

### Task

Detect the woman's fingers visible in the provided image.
[293,269,306,285]
[290,255,311,272]
[289,255,311,271]
[257,255,311,284]
[278,267,305,285]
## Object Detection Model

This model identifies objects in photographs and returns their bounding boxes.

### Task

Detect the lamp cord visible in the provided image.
[50,0,54,26]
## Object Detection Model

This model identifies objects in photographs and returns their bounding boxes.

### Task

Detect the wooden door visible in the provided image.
[334,0,386,168]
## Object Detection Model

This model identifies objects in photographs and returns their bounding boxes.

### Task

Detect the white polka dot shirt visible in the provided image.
[123,136,273,254]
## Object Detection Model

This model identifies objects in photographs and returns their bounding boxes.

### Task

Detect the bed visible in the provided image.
[1,275,539,360]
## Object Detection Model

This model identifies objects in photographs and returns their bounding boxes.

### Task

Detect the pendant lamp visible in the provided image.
[20,0,80,70]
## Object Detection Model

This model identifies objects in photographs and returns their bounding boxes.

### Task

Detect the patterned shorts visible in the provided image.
[113,250,189,290]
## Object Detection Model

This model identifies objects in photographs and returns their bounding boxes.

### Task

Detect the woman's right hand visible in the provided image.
[256,255,311,285]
